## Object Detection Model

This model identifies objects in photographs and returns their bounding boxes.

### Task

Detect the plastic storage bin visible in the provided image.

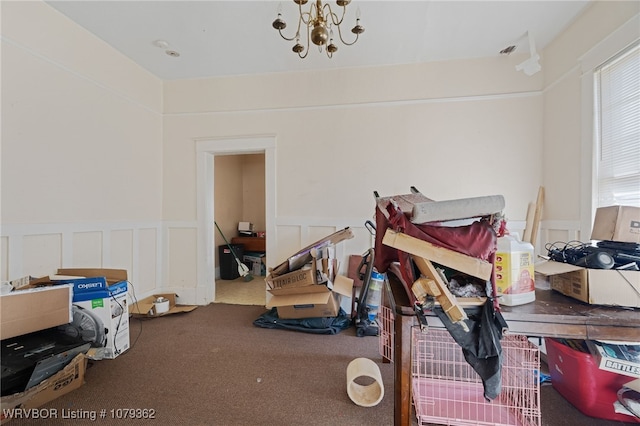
[218,244,244,280]
[544,337,639,422]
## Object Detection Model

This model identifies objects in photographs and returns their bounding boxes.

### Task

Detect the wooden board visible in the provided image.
[382,229,493,281]
[412,256,468,324]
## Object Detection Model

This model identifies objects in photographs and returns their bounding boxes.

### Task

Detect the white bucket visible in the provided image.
[346,358,384,407]
[153,297,170,315]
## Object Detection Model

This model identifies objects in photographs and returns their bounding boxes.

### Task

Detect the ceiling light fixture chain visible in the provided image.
[272,0,364,59]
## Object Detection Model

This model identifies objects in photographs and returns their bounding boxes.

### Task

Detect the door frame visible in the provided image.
[196,136,276,304]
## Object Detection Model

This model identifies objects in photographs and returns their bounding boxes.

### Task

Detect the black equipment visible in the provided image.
[547,240,640,270]
[1,328,90,396]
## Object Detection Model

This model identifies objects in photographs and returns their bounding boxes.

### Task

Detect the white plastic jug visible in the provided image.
[495,234,536,306]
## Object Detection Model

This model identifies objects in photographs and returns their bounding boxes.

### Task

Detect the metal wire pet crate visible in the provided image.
[411,327,541,426]
[378,305,394,362]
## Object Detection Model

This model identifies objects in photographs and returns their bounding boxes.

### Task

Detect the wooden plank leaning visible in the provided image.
[382,229,493,281]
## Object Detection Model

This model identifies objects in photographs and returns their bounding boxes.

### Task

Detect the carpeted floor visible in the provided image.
[30,303,394,426]
[10,283,638,425]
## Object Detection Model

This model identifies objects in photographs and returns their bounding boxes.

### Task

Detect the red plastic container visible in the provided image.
[545,337,639,423]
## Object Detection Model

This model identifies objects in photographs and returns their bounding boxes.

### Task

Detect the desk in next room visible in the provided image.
[230,236,266,253]
[385,273,640,426]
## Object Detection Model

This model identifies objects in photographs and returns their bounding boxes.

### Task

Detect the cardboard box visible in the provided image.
[0,285,73,340]
[268,275,354,319]
[586,340,640,379]
[129,293,198,318]
[72,280,129,360]
[535,260,640,308]
[0,353,87,424]
[266,268,317,291]
[591,205,640,243]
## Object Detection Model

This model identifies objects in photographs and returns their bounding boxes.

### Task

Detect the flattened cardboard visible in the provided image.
[129,293,198,318]
[535,260,640,308]
[0,353,87,423]
[269,227,354,276]
[0,285,73,340]
[591,205,640,243]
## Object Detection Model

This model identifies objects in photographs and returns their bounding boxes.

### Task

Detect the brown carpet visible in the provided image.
[25,304,394,425]
[13,303,638,425]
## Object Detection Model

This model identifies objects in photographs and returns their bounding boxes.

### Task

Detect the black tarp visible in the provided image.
[433,299,505,400]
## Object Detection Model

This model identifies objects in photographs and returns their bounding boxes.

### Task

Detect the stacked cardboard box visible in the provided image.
[536,205,640,308]
[266,228,355,319]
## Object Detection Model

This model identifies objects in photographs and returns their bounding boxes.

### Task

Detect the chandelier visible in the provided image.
[272,0,364,58]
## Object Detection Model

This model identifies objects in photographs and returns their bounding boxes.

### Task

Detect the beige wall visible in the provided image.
[2,1,637,304]
[162,56,545,271]
[1,1,163,293]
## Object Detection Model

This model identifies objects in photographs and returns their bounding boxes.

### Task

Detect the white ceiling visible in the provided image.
[44,0,593,81]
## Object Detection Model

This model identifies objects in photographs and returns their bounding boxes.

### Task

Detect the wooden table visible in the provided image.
[230,236,266,253]
[385,272,640,426]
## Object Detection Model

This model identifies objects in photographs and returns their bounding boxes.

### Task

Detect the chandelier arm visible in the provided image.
[277,29,297,42]
[298,22,311,59]
[334,23,360,46]
[325,4,347,26]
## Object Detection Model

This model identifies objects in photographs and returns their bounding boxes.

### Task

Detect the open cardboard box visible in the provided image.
[129,293,198,318]
[0,285,73,340]
[11,268,128,291]
[267,275,354,319]
[535,260,640,308]
[0,353,87,424]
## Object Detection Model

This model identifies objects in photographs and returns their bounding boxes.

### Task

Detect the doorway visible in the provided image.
[214,153,266,305]
[196,136,276,305]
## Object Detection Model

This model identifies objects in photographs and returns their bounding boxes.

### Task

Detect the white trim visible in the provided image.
[196,136,277,305]
[166,91,542,116]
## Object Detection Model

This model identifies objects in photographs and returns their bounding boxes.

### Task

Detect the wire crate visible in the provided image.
[378,305,394,362]
[412,327,541,426]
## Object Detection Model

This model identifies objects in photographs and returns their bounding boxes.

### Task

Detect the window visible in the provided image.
[594,42,640,208]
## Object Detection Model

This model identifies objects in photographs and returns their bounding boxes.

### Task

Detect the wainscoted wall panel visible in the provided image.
[72,231,102,267]
[1,219,579,305]
[111,229,134,274]
[541,221,583,255]
[23,234,62,278]
[166,227,198,301]
[0,223,162,302]
[137,228,159,297]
